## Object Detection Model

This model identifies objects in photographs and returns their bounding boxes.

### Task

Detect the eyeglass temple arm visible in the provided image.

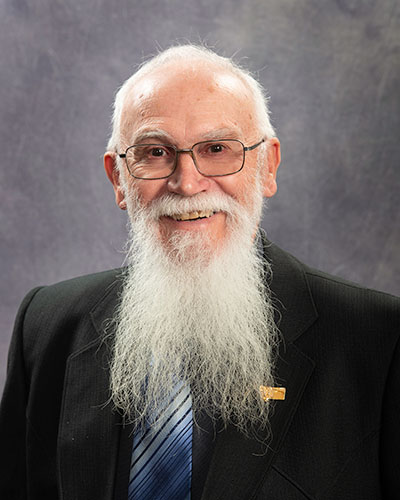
[244,138,265,152]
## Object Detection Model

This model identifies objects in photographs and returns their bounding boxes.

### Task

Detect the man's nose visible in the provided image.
[167,151,209,196]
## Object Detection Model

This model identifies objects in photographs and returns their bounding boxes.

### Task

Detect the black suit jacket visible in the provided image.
[1,237,399,499]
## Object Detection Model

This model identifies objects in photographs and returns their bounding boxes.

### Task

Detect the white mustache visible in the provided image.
[146,192,240,220]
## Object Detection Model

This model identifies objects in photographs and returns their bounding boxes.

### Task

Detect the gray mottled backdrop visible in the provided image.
[1,0,399,394]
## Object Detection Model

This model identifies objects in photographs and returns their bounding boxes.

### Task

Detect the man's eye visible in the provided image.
[150,147,167,157]
[208,143,225,154]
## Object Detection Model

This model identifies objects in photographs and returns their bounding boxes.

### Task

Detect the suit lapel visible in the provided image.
[201,237,318,499]
[201,345,315,500]
[57,279,124,500]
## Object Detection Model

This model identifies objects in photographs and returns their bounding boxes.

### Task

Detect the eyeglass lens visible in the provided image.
[125,140,245,179]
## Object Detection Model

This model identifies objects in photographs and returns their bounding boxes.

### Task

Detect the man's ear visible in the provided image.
[262,138,281,198]
[104,152,127,210]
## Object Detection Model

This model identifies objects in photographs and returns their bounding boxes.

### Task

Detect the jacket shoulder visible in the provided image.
[303,265,400,317]
[263,236,399,336]
[25,268,124,318]
[18,269,124,369]
[263,234,399,309]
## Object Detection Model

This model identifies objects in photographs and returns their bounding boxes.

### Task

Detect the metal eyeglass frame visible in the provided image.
[118,138,265,180]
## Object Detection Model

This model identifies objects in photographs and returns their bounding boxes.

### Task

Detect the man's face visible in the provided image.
[105,64,280,251]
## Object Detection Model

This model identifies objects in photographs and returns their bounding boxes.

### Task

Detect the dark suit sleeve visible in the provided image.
[380,333,400,497]
[0,287,43,499]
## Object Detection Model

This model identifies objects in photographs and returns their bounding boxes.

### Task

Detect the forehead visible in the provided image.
[119,63,258,144]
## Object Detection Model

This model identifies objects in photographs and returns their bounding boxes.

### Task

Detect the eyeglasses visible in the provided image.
[118,138,265,180]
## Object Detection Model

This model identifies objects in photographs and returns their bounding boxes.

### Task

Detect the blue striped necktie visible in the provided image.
[128,381,193,500]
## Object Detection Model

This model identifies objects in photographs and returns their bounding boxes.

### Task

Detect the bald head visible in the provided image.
[107,45,275,154]
[118,62,259,153]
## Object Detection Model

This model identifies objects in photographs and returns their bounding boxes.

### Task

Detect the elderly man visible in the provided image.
[1,45,399,500]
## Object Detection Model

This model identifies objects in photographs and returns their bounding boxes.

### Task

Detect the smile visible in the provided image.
[169,210,215,221]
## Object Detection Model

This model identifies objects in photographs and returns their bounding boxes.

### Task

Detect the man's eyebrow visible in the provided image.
[132,129,175,145]
[199,128,242,141]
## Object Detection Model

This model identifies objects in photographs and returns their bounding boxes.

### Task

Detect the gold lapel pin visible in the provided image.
[260,386,286,401]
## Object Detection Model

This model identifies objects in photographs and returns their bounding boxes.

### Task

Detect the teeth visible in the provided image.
[170,210,215,221]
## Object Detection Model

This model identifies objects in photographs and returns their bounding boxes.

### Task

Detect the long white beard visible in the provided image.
[109,179,278,437]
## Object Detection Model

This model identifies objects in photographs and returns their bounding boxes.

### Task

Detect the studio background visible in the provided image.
[1,0,399,395]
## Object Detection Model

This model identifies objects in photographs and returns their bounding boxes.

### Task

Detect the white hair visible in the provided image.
[106,45,276,154]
